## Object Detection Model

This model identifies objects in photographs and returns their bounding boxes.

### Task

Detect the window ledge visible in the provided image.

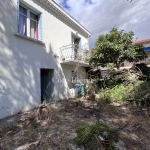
[14,33,45,45]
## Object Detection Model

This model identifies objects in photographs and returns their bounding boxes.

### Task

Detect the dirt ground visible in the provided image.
[0,98,150,150]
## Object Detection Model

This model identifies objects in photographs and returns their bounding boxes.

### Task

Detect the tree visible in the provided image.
[89,28,147,69]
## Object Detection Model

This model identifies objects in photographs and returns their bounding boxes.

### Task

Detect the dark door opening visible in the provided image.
[40,69,54,102]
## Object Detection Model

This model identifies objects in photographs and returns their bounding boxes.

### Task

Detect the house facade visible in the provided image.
[0,0,91,119]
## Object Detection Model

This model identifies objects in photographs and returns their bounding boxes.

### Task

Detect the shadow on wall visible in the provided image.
[0,0,68,119]
[0,82,12,115]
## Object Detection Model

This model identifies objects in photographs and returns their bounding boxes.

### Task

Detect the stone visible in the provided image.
[116,140,126,150]
[68,144,84,150]
[69,144,76,150]
[68,133,77,140]
[102,131,108,137]
[99,119,105,123]
[15,145,28,150]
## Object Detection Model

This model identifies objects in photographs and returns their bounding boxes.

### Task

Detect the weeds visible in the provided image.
[98,90,111,104]
[99,81,150,107]
[99,84,132,102]
[76,121,115,150]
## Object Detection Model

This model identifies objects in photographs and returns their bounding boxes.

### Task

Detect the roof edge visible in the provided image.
[133,38,150,44]
[38,0,91,37]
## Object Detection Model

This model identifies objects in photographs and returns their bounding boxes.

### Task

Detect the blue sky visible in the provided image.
[59,0,70,9]
[55,0,150,49]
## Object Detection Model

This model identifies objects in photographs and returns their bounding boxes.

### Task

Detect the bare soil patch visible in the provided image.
[0,98,150,150]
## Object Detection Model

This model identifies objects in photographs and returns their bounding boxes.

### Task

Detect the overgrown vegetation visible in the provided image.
[76,121,115,150]
[98,64,150,107]
[99,81,150,106]
[87,28,149,107]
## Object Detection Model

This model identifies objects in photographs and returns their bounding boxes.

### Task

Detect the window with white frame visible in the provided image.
[18,3,42,41]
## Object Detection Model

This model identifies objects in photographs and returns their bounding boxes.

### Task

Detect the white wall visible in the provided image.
[61,64,87,97]
[61,64,87,82]
[143,43,150,47]
[0,0,89,119]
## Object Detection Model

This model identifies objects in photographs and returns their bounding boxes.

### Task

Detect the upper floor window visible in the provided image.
[19,6,27,36]
[18,3,41,41]
[30,12,38,39]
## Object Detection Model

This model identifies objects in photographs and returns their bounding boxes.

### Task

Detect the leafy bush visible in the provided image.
[105,63,150,88]
[99,84,131,102]
[85,81,95,95]
[98,90,112,104]
[130,63,150,80]
[76,121,115,149]
[105,69,130,88]
[99,81,150,107]
[128,81,150,107]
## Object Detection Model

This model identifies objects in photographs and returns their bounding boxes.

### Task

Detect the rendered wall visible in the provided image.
[0,0,89,118]
[61,64,87,97]
[61,64,87,81]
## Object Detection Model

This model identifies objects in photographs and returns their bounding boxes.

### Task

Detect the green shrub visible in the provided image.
[128,81,150,107]
[76,121,115,150]
[98,89,111,104]
[99,81,150,107]
[99,84,130,102]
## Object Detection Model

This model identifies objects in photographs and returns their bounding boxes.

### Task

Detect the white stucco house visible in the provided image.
[0,0,91,119]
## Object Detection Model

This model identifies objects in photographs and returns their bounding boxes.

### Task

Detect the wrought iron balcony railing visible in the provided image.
[60,44,89,62]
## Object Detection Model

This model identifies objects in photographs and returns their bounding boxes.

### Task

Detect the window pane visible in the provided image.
[19,6,27,16]
[30,12,38,40]
[19,5,27,35]
[18,13,27,35]
[30,20,38,40]
[30,12,38,21]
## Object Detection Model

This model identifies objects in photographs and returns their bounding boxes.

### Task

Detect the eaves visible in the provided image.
[37,0,91,38]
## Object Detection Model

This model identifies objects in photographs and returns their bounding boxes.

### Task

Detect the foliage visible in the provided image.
[98,89,112,104]
[99,84,133,102]
[128,81,150,107]
[89,28,147,69]
[106,69,127,88]
[76,121,115,149]
[99,81,150,107]
[107,63,115,73]
[146,57,150,65]
[102,63,150,89]
[130,63,150,80]
[85,81,96,95]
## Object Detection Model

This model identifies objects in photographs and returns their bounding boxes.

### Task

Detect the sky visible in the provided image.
[54,0,150,49]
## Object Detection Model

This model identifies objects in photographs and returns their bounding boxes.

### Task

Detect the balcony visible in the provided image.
[59,44,90,67]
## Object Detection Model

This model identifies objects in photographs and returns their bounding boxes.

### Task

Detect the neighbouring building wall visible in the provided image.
[143,43,150,58]
[0,0,89,119]
[123,61,134,68]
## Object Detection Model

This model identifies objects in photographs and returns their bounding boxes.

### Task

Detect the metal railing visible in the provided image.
[60,44,89,62]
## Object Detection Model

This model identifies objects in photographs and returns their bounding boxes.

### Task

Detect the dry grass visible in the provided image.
[0,98,150,150]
